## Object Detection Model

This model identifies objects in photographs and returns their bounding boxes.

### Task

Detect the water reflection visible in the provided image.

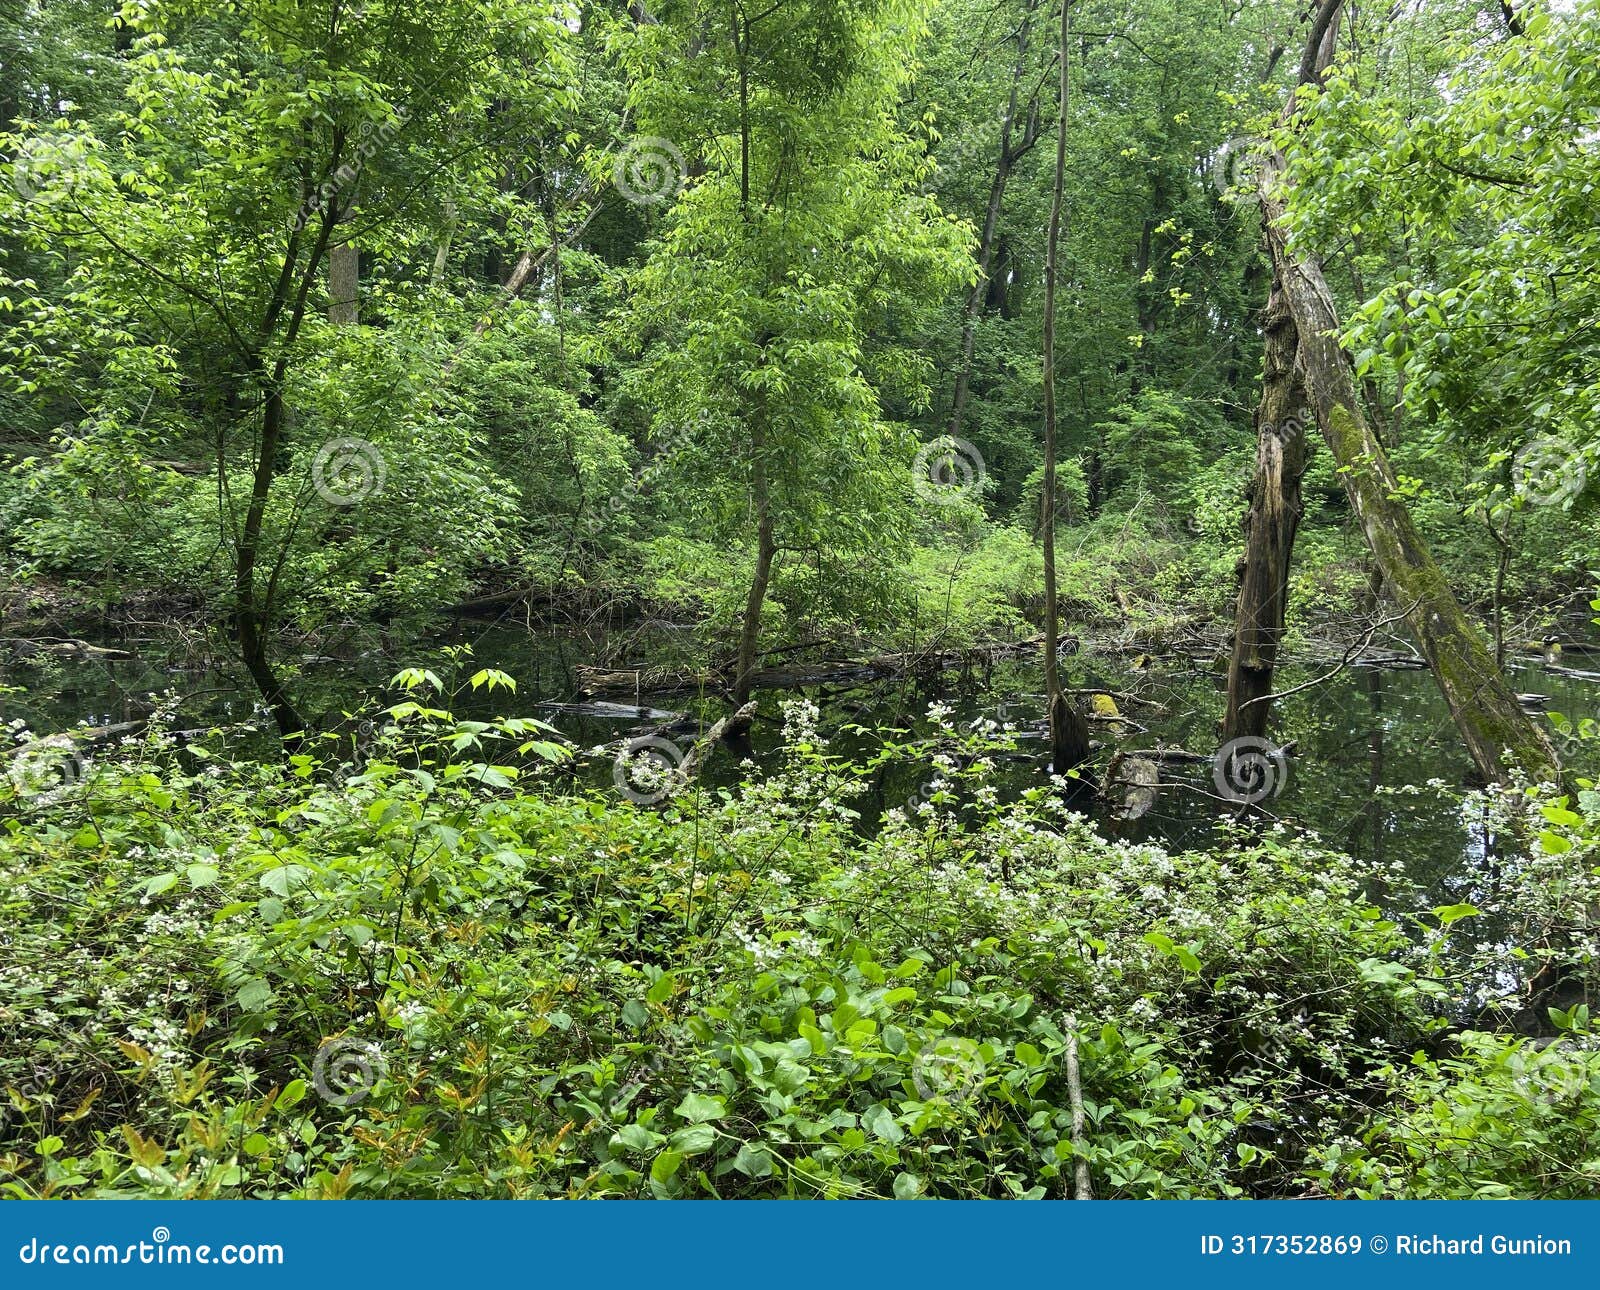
[5,621,1597,906]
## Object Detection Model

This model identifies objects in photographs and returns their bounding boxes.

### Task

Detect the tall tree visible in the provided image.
[628,0,970,714]
[1040,0,1090,774]
[1255,0,1559,784]
[3,0,583,736]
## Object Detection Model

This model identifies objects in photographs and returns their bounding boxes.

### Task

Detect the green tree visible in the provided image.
[625,0,971,709]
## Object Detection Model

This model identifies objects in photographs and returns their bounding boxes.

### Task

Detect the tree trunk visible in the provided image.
[1258,163,1557,784]
[1223,269,1309,741]
[234,381,306,739]
[948,0,1040,440]
[1040,0,1090,775]
[328,243,359,325]
[732,442,775,709]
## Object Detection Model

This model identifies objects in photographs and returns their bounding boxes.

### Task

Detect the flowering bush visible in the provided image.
[2,690,1598,1198]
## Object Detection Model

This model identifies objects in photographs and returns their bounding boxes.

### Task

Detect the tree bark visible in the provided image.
[733,426,775,710]
[1223,270,1309,741]
[1257,160,1558,783]
[1040,0,1090,775]
[328,243,359,324]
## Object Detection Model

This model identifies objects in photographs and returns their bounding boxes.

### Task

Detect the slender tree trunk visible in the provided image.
[729,30,769,719]
[1223,270,1309,741]
[733,399,775,709]
[1041,0,1090,775]
[234,379,307,739]
[431,199,457,287]
[231,181,343,741]
[948,0,1040,439]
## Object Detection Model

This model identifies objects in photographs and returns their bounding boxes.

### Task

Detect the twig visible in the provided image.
[1063,1013,1093,1200]
[1240,598,1422,710]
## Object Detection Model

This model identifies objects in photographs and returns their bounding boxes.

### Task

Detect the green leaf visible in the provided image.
[1539,830,1573,855]
[893,1171,921,1199]
[1433,903,1481,926]
[650,1149,683,1183]
[732,1143,774,1177]
[668,1124,716,1154]
[621,999,651,1029]
[674,1092,726,1123]
[236,978,274,1012]
[866,1104,903,1143]
[617,1124,662,1152]
[260,865,310,897]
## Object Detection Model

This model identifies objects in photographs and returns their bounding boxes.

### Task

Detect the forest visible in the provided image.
[1,0,1598,1200]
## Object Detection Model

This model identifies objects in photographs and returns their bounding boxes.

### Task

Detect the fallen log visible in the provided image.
[539,700,683,722]
[575,637,1046,699]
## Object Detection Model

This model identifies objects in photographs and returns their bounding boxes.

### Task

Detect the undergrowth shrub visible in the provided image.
[2,685,1597,1199]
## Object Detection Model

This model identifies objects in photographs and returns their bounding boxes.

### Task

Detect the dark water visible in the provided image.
[5,615,1598,907]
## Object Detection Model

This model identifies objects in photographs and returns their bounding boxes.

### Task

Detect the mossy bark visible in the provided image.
[1259,178,1558,784]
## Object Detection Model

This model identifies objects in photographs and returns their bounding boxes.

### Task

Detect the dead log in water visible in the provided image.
[574,637,1046,699]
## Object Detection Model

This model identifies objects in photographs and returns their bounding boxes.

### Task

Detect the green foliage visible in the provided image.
[5,699,1598,1199]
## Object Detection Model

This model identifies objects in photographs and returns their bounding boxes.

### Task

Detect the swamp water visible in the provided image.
[7,617,1599,913]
